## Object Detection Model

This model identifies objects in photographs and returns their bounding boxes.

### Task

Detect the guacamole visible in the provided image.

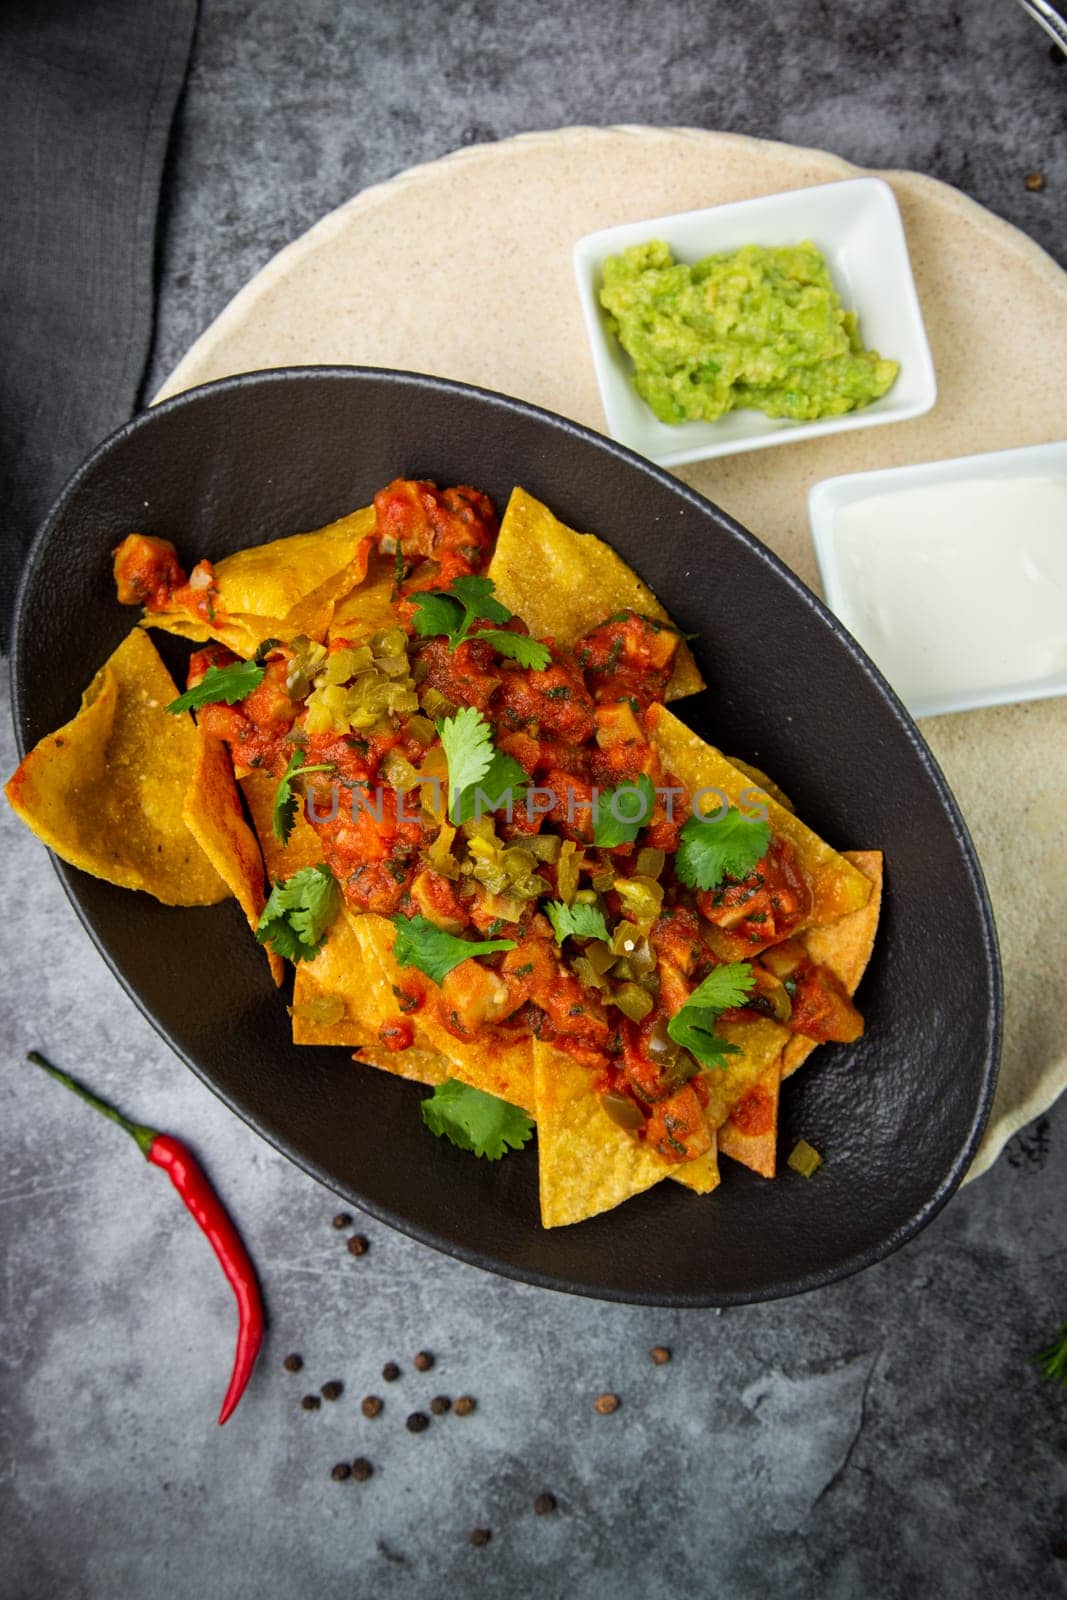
[598,240,899,426]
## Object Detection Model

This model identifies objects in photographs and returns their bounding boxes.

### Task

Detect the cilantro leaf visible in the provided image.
[255,864,340,963]
[470,628,552,670]
[410,574,510,650]
[543,900,611,945]
[674,805,771,890]
[272,751,335,844]
[685,962,757,1012]
[391,913,516,985]
[166,658,264,715]
[420,1078,534,1161]
[447,575,512,627]
[1031,1324,1067,1387]
[437,707,495,821]
[409,589,466,640]
[592,772,656,848]
[666,1013,741,1073]
[410,575,551,671]
[666,961,754,1072]
[451,749,529,824]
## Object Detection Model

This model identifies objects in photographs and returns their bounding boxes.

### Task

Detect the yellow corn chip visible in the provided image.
[647,704,872,930]
[782,850,884,1081]
[213,507,376,623]
[717,1060,781,1178]
[487,487,703,701]
[329,553,402,641]
[5,629,227,906]
[183,727,284,984]
[239,768,325,882]
[351,912,535,1114]
[669,1138,722,1193]
[356,1043,450,1085]
[533,1040,672,1227]
[145,507,376,655]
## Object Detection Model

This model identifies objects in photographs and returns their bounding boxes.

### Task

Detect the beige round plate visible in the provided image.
[159,126,1067,1179]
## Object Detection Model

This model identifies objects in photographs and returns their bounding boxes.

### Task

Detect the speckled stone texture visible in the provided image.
[3,2,1066,1597]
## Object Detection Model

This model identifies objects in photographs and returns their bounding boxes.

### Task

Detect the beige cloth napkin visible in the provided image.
[156,126,1067,1180]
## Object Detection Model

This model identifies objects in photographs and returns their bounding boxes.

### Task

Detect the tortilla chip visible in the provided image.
[213,507,375,622]
[533,1039,673,1227]
[350,912,536,1113]
[669,1138,722,1193]
[292,907,390,1044]
[718,1061,781,1178]
[183,727,284,985]
[329,553,402,641]
[782,850,884,1081]
[726,757,794,814]
[356,1043,450,1085]
[647,705,872,930]
[146,507,376,655]
[487,487,704,701]
[238,768,325,882]
[704,1016,790,1131]
[5,629,227,905]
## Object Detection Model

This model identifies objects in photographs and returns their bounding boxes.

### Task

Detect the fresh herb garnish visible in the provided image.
[451,749,529,824]
[666,962,754,1072]
[674,805,771,891]
[255,864,339,963]
[166,658,264,715]
[437,707,527,824]
[410,576,550,668]
[272,750,335,844]
[592,772,656,848]
[411,575,509,646]
[420,1078,534,1161]
[391,913,516,985]
[544,901,611,945]
[470,628,551,669]
[1031,1324,1067,1387]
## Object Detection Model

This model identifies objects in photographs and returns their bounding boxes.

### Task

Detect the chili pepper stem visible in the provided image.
[26,1051,157,1157]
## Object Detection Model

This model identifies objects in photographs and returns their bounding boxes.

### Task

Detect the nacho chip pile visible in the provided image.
[7,481,882,1229]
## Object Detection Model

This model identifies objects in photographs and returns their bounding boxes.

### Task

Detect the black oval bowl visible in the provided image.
[11,368,1001,1305]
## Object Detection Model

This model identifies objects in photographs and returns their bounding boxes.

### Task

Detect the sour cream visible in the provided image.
[821,469,1067,717]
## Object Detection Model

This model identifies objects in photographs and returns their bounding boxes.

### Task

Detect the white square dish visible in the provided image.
[572,177,937,467]
[809,439,1067,718]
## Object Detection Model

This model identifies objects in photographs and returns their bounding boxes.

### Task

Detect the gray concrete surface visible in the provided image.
[4,2,1067,1597]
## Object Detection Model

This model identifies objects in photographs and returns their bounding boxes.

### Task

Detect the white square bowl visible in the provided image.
[808,438,1067,718]
[572,177,937,467]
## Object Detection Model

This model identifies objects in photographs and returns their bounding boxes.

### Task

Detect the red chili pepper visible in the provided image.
[27,1050,264,1425]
